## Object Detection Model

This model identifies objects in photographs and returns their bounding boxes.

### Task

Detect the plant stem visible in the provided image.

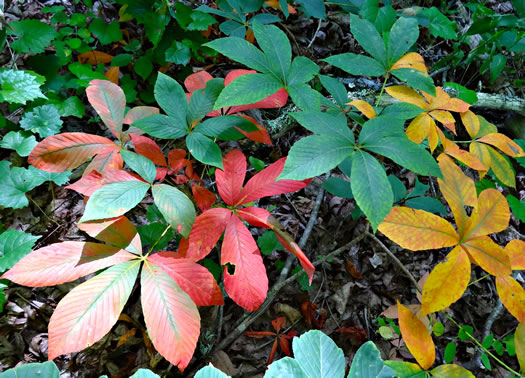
[27,195,61,227]
[468,273,490,286]
[145,225,171,258]
[443,312,521,376]
[376,72,389,107]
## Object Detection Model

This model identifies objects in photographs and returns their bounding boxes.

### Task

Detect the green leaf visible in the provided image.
[165,41,191,66]
[387,17,419,66]
[287,56,319,87]
[188,11,217,30]
[391,68,435,96]
[219,20,246,37]
[323,53,386,77]
[348,341,396,378]
[0,70,46,104]
[0,162,45,209]
[88,18,123,45]
[351,151,393,231]
[432,321,445,336]
[134,55,153,80]
[279,135,353,180]
[490,54,507,84]
[186,132,223,169]
[8,20,58,54]
[249,156,265,171]
[295,0,326,19]
[422,7,457,39]
[120,150,157,184]
[20,104,63,137]
[257,230,284,255]
[154,73,188,127]
[111,54,133,67]
[481,353,491,370]
[507,194,525,222]
[28,166,72,186]
[287,83,321,112]
[129,369,161,378]
[205,37,269,73]
[0,131,37,157]
[458,325,473,341]
[358,116,405,144]
[388,175,407,203]
[350,14,387,67]
[266,357,309,378]
[214,73,282,109]
[405,197,447,214]
[0,229,40,272]
[290,112,354,143]
[68,62,107,86]
[137,222,175,251]
[293,330,345,378]
[319,75,347,107]
[194,366,228,378]
[363,137,441,177]
[194,115,258,140]
[323,177,353,198]
[79,181,151,223]
[151,184,196,238]
[0,361,60,378]
[375,5,396,34]
[252,20,291,80]
[50,96,86,118]
[384,361,425,377]
[482,334,494,349]
[132,114,188,139]
[443,82,478,104]
[380,103,424,119]
[187,79,224,125]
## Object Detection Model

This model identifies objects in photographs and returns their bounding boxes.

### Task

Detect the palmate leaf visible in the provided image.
[86,80,126,139]
[461,236,511,277]
[185,208,232,261]
[496,275,525,322]
[154,73,188,128]
[8,20,58,54]
[0,69,46,104]
[130,134,167,167]
[77,216,142,255]
[0,229,40,272]
[204,37,270,73]
[152,184,196,238]
[463,189,509,240]
[186,132,223,169]
[350,14,387,67]
[141,262,200,371]
[28,132,117,172]
[0,131,38,157]
[215,149,246,206]
[120,149,156,184]
[387,17,419,65]
[420,246,471,316]
[323,53,386,77]
[65,169,141,197]
[222,215,268,311]
[506,240,525,270]
[147,252,223,306]
[20,104,63,138]
[397,303,435,370]
[1,242,136,286]
[48,260,140,360]
[251,20,291,80]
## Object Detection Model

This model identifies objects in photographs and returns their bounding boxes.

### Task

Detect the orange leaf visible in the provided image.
[477,133,525,157]
[506,240,525,270]
[420,247,470,316]
[463,188,509,240]
[424,87,451,111]
[437,155,477,236]
[397,302,435,370]
[385,85,428,109]
[461,110,480,139]
[78,51,114,65]
[406,113,433,144]
[440,133,486,172]
[496,275,525,321]
[462,236,511,277]
[347,100,376,119]
[84,145,123,175]
[104,66,119,84]
[378,207,458,251]
[390,52,428,73]
[429,110,455,126]
[469,141,491,178]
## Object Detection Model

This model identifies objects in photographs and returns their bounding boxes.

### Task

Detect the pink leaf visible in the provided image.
[185,208,232,261]
[86,80,126,139]
[77,216,142,255]
[184,71,214,93]
[130,134,167,166]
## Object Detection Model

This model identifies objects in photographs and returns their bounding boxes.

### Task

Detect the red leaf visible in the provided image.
[216,149,246,206]
[272,317,286,332]
[192,184,216,211]
[268,339,279,365]
[222,215,268,311]
[130,134,167,166]
[148,252,223,306]
[48,260,140,360]
[234,114,273,145]
[185,208,232,261]
[77,216,142,255]
[84,145,123,175]
[28,133,116,172]
[245,331,277,338]
[86,79,126,138]
[168,149,189,170]
[123,106,159,124]
[238,207,315,284]
[237,157,310,205]
[184,71,214,93]
[278,336,292,357]
[65,169,142,196]
[141,263,200,371]
[1,242,136,287]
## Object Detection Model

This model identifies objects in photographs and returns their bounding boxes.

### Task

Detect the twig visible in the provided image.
[307,19,322,49]
[366,232,422,294]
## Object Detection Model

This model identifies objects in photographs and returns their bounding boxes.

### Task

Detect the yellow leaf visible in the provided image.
[421,247,470,316]
[469,141,491,178]
[460,110,480,139]
[477,115,498,136]
[430,364,475,377]
[391,52,428,73]
[446,98,471,113]
[398,302,435,370]
[515,320,525,373]
[485,145,516,188]
[427,121,439,153]
[429,110,455,125]
[477,133,525,157]
[378,207,458,251]
[506,240,525,270]
[386,85,429,109]
[347,100,376,119]
[464,189,509,240]
[462,236,511,277]
[407,113,432,144]
[437,155,477,236]
[496,275,525,322]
